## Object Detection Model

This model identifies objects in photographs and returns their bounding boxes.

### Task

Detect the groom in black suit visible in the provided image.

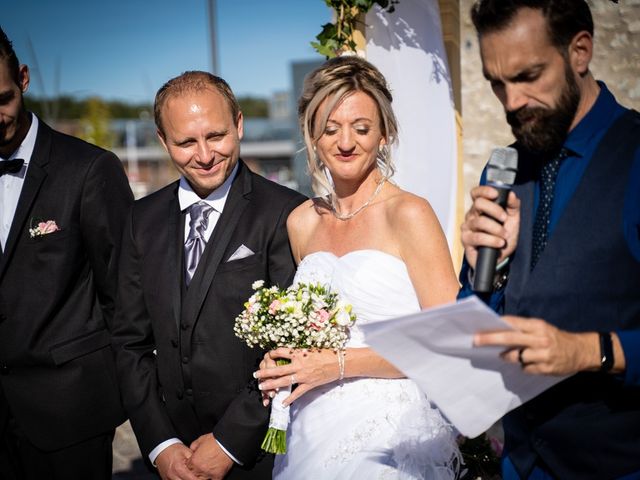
[0,27,133,478]
[112,71,305,479]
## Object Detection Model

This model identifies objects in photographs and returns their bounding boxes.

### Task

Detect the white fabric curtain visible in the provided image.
[366,0,459,247]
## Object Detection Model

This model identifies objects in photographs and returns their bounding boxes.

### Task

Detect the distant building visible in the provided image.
[290,59,324,197]
[269,91,291,121]
[239,117,297,190]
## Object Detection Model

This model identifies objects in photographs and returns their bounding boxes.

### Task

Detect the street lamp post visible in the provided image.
[207,0,219,75]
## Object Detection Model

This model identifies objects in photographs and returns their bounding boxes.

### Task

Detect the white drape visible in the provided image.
[366,0,459,247]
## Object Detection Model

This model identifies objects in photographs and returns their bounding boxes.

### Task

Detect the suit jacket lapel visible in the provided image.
[167,189,185,330]
[181,161,252,325]
[0,122,51,279]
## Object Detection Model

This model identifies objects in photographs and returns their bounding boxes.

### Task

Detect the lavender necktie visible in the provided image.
[531,149,568,270]
[184,201,214,286]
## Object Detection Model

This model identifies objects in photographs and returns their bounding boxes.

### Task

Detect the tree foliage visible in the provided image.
[24,95,151,120]
[78,97,114,149]
[24,94,270,120]
[238,96,269,118]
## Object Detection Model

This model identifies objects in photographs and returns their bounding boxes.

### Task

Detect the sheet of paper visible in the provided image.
[359,296,568,438]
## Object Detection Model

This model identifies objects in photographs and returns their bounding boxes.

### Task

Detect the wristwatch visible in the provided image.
[599,332,614,372]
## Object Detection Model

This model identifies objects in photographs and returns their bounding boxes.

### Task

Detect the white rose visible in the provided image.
[335,309,352,326]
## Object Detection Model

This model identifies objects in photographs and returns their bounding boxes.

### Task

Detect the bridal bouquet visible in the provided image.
[234,279,356,454]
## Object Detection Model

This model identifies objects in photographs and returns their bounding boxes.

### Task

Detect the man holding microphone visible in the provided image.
[459,1,640,479]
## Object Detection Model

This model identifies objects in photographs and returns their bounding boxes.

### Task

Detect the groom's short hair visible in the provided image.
[0,26,20,85]
[154,70,241,136]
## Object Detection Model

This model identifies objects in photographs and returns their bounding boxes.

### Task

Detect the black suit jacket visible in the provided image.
[0,117,133,450]
[113,160,305,478]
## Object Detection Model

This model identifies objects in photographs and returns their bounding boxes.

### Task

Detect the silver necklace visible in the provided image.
[331,178,386,221]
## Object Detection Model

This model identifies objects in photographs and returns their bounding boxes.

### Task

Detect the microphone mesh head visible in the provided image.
[486,147,518,186]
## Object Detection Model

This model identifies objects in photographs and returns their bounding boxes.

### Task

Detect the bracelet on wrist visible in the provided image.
[493,266,510,291]
[467,257,510,292]
[337,349,345,381]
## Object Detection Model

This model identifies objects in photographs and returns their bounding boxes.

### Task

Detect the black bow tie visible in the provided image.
[0,158,24,176]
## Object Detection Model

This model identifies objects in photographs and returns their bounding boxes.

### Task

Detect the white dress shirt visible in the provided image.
[0,113,38,249]
[178,162,237,242]
[149,163,242,466]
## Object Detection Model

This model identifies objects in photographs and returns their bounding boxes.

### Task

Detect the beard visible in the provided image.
[506,64,580,154]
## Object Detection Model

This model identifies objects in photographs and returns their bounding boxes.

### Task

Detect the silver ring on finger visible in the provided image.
[290,374,296,385]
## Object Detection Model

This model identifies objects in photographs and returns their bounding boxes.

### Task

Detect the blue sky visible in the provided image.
[3,0,329,103]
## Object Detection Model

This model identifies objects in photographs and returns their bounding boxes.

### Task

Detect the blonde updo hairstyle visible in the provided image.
[298,55,398,200]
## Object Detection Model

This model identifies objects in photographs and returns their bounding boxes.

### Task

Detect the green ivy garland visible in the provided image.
[312,0,399,57]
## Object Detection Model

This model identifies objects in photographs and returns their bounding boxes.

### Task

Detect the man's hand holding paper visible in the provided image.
[475,315,626,376]
[359,297,569,438]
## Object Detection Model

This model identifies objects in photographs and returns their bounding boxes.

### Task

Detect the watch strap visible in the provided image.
[599,332,614,372]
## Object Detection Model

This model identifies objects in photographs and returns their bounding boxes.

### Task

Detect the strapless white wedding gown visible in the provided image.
[273,250,459,480]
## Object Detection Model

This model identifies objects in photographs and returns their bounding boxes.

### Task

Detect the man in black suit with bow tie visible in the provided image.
[0,27,133,478]
[112,70,305,480]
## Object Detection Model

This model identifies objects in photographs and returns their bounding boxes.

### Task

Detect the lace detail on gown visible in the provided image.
[274,250,460,480]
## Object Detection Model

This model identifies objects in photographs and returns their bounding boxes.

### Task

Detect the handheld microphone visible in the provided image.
[473,147,518,293]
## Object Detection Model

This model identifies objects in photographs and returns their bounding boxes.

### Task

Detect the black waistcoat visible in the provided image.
[502,110,640,480]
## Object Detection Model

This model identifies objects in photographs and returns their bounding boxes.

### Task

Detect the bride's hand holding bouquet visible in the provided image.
[234,280,355,454]
[258,346,345,407]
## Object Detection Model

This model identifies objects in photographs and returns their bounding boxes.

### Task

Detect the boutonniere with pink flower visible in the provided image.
[29,219,60,238]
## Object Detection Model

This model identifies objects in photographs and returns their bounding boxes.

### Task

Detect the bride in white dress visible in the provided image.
[255,56,461,479]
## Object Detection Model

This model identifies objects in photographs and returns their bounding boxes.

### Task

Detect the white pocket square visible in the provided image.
[227,244,255,262]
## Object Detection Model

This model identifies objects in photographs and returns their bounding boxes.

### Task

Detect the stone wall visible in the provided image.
[460,0,640,203]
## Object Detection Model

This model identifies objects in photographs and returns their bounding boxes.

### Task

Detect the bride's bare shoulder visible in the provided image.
[385,187,438,224]
[286,198,330,259]
[287,198,330,229]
